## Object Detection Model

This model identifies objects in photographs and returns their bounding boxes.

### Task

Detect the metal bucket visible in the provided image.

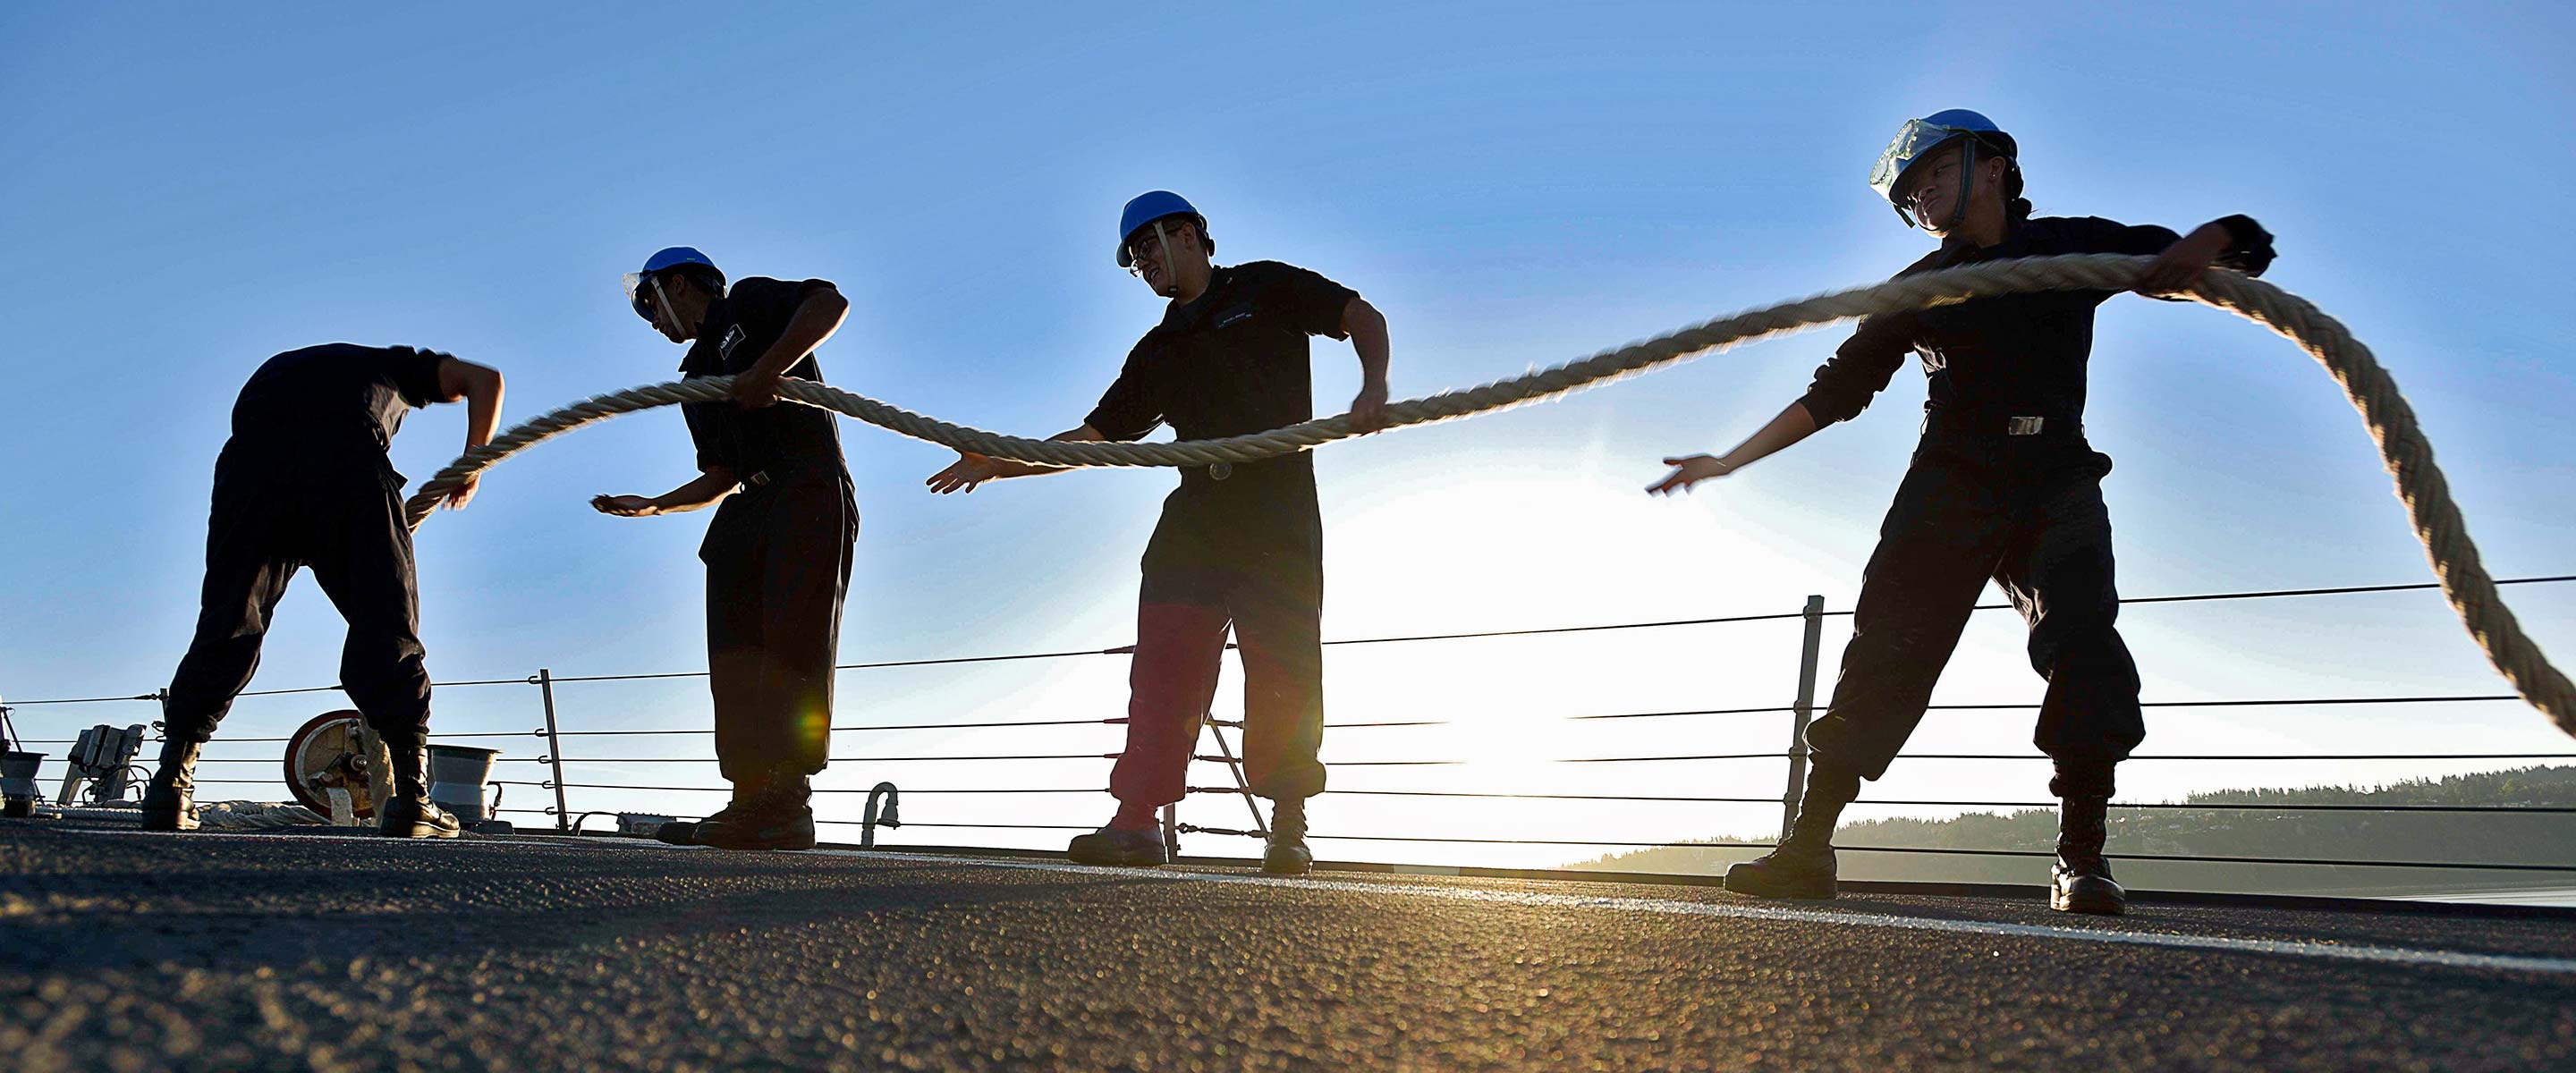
[2,751,44,817]
[424,744,500,822]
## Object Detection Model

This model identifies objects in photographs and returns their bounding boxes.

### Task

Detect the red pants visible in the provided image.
[1109,559,1326,806]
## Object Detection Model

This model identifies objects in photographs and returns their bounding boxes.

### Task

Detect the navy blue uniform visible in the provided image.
[1797,215,2275,796]
[678,277,859,782]
[1085,261,1358,804]
[165,344,449,744]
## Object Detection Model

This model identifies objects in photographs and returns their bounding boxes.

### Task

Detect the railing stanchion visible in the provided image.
[1202,710,1268,839]
[1780,595,1826,841]
[537,668,570,832]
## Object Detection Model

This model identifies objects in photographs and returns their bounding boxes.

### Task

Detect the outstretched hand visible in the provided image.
[1647,454,1736,496]
[927,452,1002,494]
[591,494,658,517]
[443,474,480,511]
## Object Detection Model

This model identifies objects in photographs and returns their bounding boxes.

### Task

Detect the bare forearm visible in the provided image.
[1719,401,1823,470]
[749,292,851,381]
[462,376,503,451]
[986,426,1104,481]
[436,359,505,449]
[653,469,740,512]
[1344,299,1390,387]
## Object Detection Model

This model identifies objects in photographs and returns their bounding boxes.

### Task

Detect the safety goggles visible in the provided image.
[1122,217,1193,269]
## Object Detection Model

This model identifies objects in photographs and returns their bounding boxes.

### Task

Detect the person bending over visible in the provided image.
[146,343,504,837]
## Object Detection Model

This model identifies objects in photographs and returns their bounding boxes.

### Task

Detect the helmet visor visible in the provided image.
[1868,118,1975,204]
[621,272,656,321]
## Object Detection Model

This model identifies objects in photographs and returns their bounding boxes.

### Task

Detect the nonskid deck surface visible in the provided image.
[4,820,2572,1071]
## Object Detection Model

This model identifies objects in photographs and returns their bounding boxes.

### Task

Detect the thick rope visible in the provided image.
[402,252,2573,735]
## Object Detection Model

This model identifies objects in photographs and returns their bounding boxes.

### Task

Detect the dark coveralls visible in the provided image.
[1798,215,2275,798]
[165,344,447,744]
[678,277,860,784]
[1086,261,1360,806]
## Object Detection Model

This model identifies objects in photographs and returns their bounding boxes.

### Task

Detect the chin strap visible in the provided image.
[1155,220,1178,294]
[649,275,683,336]
[1945,137,1977,232]
[651,274,709,337]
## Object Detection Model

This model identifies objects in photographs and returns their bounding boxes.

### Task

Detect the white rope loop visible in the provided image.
[401,253,2574,735]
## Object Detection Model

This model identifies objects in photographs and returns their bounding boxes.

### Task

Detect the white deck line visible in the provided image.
[827,849,2576,977]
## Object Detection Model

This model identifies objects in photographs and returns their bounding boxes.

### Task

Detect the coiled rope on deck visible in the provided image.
[402,252,2576,735]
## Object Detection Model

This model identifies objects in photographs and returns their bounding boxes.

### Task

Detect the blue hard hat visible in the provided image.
[1924,108,2004,135]
[1116,190,1209,267]
[624,247,723,319]
[640,246,717,275]
[1868,109,2018,207]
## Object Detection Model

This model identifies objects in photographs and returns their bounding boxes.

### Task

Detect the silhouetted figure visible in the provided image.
[1649,111,2276,914]
[594,248,857,852]
[147,344,504,837]
[928,191,1394,875]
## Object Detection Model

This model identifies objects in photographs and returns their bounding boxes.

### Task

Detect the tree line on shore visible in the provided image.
[1570,765,2576,897]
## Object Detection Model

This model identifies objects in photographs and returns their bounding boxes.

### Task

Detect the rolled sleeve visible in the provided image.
[2062,213,2275,283]
[383,346,449,409]
[1082,342,1164,442]
[729,277,832,320]
[682,401,731,474]
[1256,262,1359,339]
[1796,312,1916,426]
[2063,215,2184,257]
[2211,215,2276,277]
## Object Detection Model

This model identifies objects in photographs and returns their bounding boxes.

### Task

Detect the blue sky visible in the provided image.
[3,3,2570,865]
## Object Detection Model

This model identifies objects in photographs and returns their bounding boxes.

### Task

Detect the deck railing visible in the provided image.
[9,573,2574,882]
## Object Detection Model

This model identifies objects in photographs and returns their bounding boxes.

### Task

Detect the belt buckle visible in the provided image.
[742,470,772,488]
[1208,462,1233,481]
[2006,416,2046,436]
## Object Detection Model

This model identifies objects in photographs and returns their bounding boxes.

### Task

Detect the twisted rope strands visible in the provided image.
[400,253,2573,733]
[2182,270,2574,734]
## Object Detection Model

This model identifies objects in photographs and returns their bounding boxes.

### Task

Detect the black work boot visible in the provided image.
[1724,769,1858,900]
[1068,824,1171,866]
[2050,795,2126,915]
[139,738,205,832]
[653,811,720,846]
[699,771,818,851]
[1262,797,1314,876]
[376,733,462,839]
[657,776,763,846]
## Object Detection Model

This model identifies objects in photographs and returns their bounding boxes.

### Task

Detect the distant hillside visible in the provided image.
[1568,765,2576,898]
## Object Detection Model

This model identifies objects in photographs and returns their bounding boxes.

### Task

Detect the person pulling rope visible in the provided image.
[1655,109,2273,914]
[925,190,1394,876]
